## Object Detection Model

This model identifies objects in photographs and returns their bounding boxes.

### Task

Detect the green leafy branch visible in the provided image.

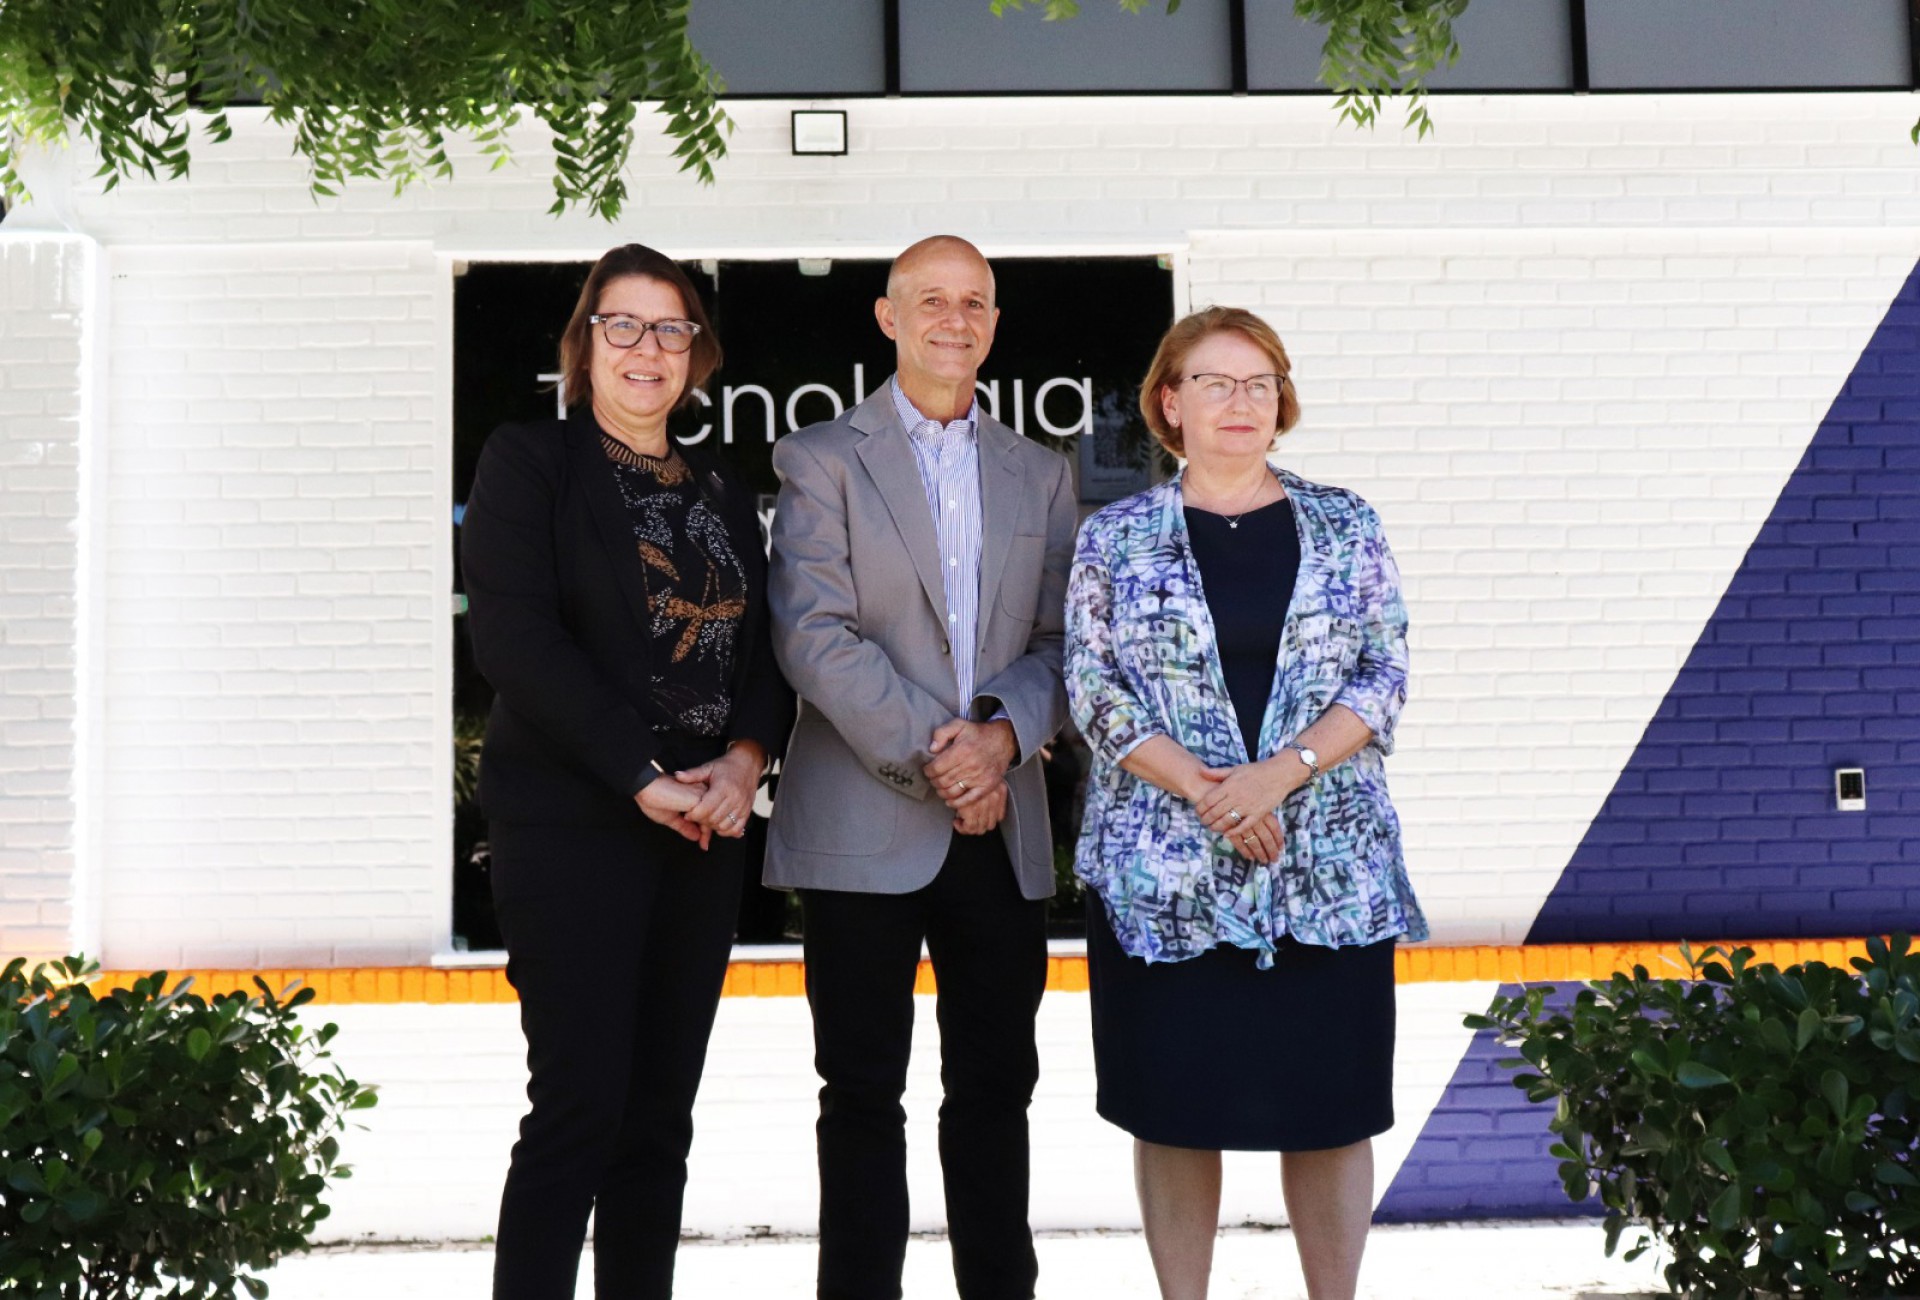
[0,0,730,219]
[992,0,1467,138]
[1296,0,1468,140]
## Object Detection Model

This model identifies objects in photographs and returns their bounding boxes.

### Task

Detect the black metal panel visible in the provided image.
[1570,0,1591,93]
[885,0,902,97]
[1910,0,1920,88]
[1229,0,1249,96]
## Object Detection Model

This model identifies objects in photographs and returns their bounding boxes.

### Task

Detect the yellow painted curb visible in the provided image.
[83,938,1878,1005]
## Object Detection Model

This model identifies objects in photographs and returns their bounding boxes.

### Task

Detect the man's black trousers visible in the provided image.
[800,830,1050,1300]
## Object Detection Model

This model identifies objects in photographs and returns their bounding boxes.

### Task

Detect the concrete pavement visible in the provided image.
[259,1221,1668,1298]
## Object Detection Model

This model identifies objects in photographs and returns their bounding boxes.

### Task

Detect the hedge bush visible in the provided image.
[0,957,376,1299]
[1468,935,1920,1299]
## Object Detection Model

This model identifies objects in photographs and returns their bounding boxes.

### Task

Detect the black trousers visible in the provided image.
[800,831,1050,1300]
[490,818,744,1300]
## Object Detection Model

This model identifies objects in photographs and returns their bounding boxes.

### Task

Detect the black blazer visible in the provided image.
[461,416,794,827]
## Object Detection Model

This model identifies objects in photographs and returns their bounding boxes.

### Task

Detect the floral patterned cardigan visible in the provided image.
[1065,467,1428,967]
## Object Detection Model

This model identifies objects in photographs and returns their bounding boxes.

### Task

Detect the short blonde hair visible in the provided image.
[1139,306,1300,457]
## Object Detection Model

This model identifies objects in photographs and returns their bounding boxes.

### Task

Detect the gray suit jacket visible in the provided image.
[764,384,1077,899]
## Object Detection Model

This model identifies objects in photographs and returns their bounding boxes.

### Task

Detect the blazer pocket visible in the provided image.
[997,534,1047,621]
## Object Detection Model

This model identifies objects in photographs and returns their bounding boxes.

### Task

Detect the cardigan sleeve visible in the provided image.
[1065,518,1164,769]
[1329,501,1410,756]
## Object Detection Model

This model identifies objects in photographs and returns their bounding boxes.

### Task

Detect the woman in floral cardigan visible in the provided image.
[1066,306,1426,1300]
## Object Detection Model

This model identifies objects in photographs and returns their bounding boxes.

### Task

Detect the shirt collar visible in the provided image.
[890,375,978,447]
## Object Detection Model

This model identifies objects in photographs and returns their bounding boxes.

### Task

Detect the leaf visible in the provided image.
[1875,1159,1919,1187]
[1820,1068,1848,1119]
[1796,1006,1821,1050]
[1709,1182,1742,1231]
[1630,1048,1668,1079]
[1676,1061,1731,1089]
[186,1027,213,1061]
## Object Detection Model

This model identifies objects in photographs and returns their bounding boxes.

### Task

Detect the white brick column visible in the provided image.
[0,233,99,961]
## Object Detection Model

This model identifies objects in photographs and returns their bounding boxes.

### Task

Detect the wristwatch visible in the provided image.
[1288,745,1321,782]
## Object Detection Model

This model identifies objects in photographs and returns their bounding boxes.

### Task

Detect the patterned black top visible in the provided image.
[601,432,748,737]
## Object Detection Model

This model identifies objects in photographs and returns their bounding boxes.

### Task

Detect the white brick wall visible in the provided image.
[0,235,96,959]
[12,92,1909,960]
[97,244,449,966]
[28,93,1920,252]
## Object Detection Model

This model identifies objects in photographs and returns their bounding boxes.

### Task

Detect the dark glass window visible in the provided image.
[1586,0,1908,89]
[1250,0,1574,92]
[900,0,1233,93]
[690,0,888,96]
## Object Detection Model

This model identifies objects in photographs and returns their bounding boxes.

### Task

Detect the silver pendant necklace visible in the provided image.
[1221,475,1272,529]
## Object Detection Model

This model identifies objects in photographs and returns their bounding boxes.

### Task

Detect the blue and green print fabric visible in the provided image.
[1066,467,1429,967]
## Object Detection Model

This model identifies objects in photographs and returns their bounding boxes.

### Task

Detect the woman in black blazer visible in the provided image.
[460,244,792,1300]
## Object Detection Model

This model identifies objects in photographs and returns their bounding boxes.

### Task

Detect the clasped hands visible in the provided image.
[925,717,1017,836]
[1186,754,1310,865]
[632,739,767,848]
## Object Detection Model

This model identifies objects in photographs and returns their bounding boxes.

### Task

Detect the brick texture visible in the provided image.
[0,236,93,959]
[97,244,445,967]
[1531,261,1920,940]
[1376,982,1596,1223]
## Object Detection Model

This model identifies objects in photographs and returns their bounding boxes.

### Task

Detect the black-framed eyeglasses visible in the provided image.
[590,314,702,353]
[1184,373,1286,405]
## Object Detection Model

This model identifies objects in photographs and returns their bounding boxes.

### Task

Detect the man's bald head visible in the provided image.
[876,235,999,414]
[886,235,995,306]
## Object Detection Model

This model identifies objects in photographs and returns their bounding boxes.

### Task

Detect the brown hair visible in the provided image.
[557,244,722,412]
[1138,306,1301,457]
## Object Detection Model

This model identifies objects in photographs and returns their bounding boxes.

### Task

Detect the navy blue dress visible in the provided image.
[1087,498,1397,1152]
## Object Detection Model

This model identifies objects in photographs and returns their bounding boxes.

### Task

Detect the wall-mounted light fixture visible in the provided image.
[1835,767,1866,812]
[791,110,848,157]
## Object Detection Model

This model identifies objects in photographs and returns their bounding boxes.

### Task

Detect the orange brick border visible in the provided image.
[83,938,1877,1005]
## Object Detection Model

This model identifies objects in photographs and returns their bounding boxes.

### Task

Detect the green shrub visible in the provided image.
[1468,935,1920,1299]
[0,957,376,1299]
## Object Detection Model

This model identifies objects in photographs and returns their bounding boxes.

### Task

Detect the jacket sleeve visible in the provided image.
[767,434,954,801]
[1330,501,1410,756]
[460,424,662,795]
[972,453,1075,766]
[1064,515,1164,769]
[725,492,797,762]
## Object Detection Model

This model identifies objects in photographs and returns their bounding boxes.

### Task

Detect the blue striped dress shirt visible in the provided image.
[890,377,990,712]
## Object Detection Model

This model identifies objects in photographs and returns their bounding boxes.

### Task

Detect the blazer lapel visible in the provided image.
[568,418,658,646]
[849,389,950,628]
[973,416,1025,659]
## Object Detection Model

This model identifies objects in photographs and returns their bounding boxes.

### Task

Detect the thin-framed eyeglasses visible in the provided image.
[590,314,702,353]
[1183,372,1286,405]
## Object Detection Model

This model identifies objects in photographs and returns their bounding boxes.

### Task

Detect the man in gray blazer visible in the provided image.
[766,235,1076,1300]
